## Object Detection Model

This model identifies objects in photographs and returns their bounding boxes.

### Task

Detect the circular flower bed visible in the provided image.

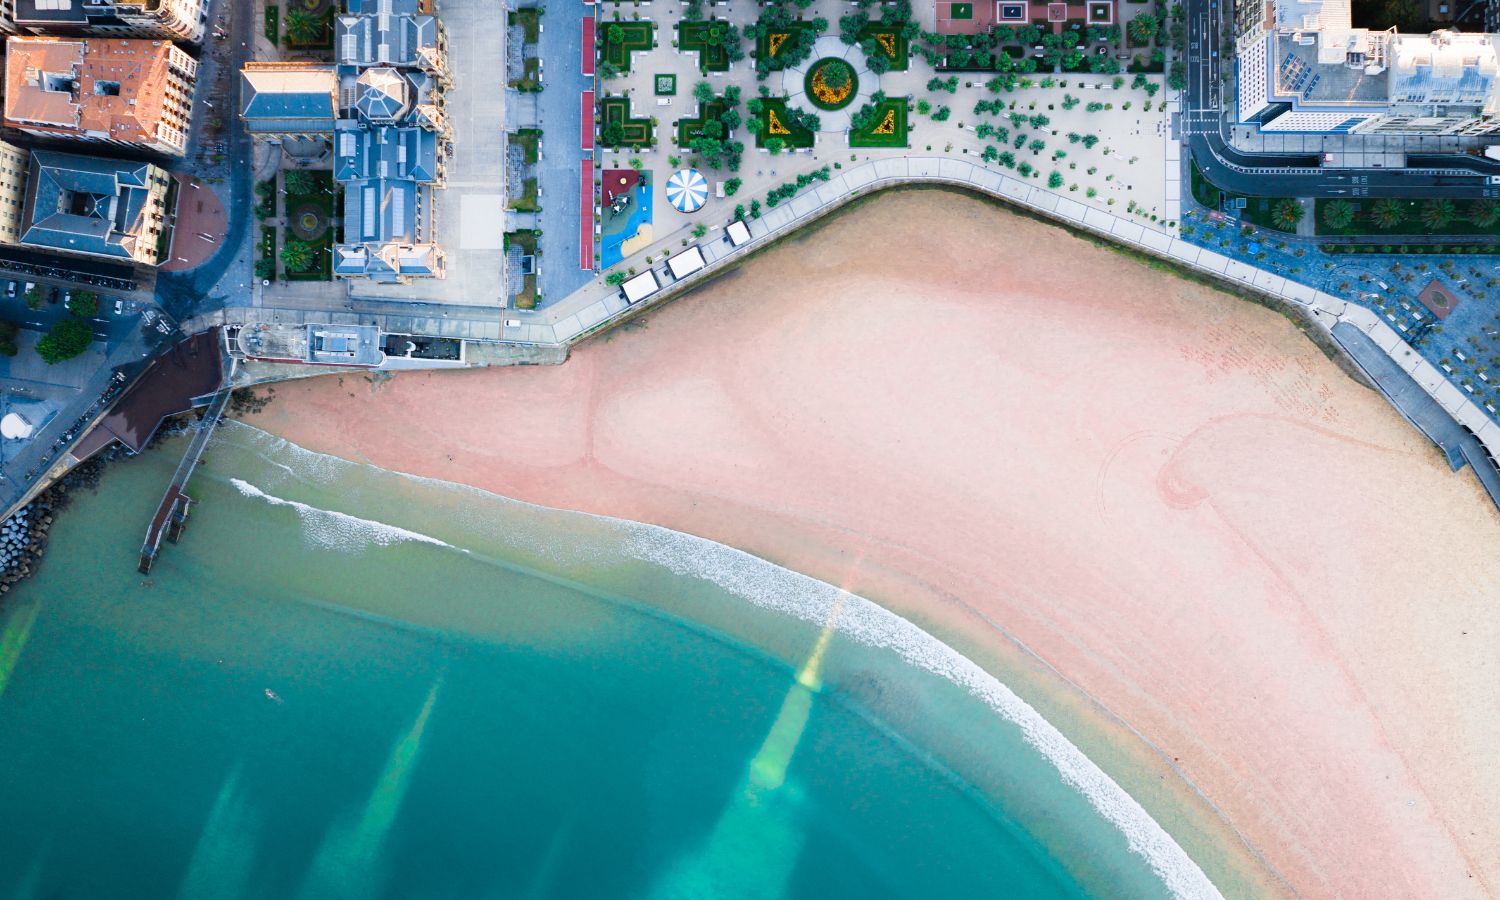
[804,57,858,111]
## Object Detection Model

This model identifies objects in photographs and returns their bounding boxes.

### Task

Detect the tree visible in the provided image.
[1322,200,1354,230]
[765,136,785,155]
[1421,198,1456,231]
[694,81,716,105]
[0,320,17,357]
[724,177,742,196]
[281,240,314,272]
[1371,198,1404,230]
[606,272,628,287]
[283,169,316,195]
[1271,198,1304,231]
[35,318,92,364]
[692,223,708,238]
[1048,171,1064,189]
[254,258,275,280]
[1470,200,1500,228]
[1128,13,1159,43]
[69,290,98,317]
[23,285,43,310]
[285,7,324,44]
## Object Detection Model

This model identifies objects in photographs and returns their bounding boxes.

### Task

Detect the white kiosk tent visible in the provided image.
[621,270,661,304]
[725,220,751,247]
[667,246,706,280]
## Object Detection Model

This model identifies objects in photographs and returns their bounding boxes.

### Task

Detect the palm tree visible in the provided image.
[285,7,324,45]
[1272,198,1303,231]
[281,240,313,273]
[1421,198,1456,231]
[1469,200,1500,229]
[1371,198,1404,231]
[282,168,316,195]
[1322,199,1354,230]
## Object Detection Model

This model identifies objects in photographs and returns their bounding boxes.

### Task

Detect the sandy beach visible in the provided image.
[255,190,1500,898]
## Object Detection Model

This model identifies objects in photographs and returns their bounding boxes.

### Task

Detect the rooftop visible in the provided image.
[19,149,168,261]
[3,37,189,146]
[240,64,339,130]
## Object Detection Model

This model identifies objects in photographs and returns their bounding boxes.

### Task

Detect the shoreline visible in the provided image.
[218,419,1223,896]
[249,189,1499,897]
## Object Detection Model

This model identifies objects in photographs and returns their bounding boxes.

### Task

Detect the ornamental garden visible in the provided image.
[589,0,1172,272]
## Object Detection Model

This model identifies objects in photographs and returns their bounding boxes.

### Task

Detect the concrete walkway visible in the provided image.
[498,153,1500,466]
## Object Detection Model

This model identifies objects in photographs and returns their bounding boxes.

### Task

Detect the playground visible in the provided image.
[600,169,653,269]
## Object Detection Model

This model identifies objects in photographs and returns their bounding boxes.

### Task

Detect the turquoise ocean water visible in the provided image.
[0,422,1216,899]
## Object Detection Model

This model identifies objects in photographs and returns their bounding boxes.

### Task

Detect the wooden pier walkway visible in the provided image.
[138,386,232,574]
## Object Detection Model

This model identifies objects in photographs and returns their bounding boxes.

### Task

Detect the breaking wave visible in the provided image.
[229,477,455,554]
[215,423,1221,899]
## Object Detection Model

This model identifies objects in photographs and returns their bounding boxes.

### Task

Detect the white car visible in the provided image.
[113,299,124,315]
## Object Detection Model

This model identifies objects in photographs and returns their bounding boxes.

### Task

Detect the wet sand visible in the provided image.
[255,190,1500,898]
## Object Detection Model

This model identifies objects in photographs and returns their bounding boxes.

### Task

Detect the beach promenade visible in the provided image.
[500,155,1500,480]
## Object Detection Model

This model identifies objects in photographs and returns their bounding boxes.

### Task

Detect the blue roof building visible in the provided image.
[18,149,173,265]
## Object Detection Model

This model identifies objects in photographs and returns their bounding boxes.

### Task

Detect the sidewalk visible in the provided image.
[497,152,1500,466]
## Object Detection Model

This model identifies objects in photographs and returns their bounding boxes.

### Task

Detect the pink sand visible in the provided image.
[255,191,1500,898]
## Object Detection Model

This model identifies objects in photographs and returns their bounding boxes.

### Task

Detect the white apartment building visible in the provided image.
[1236,0,1500,135]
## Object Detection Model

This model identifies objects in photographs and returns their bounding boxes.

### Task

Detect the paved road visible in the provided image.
[153,0,256,322]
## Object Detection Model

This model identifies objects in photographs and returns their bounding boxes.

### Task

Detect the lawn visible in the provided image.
[678,20,734,72]
[755,21,819,70]
[601,20,654,72]
[600,96,654,149]
[677,99,727,147]
[509,8,540,42]
[264,5,279,46]
[504,230,539,308]
[510,57,541,91]
[508,177,540,212]
[259,226,277,282]
[509,128,541,165]
[849,97,910,148]
[1313,198,1500,238]
[754,98,815,150]
[282,169,335,281]
[856,22,909,71]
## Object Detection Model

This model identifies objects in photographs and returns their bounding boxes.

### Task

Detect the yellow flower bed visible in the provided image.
[809,67,854,106]
[768,108,791,136]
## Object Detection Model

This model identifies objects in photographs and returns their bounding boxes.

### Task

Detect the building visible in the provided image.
[15,149,173,265]
[1235,0,1500,134]
[3,36,198,156]
[11,0,208,42]
[238,0,450,283]
[239,63,339,138]
[0,139,30,245]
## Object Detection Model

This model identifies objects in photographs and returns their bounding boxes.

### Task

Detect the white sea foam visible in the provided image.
[221,424,1222,898]
[229,478,454,553]
[621,527,1224,900]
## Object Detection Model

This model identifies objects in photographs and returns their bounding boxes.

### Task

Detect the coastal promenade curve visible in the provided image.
[507,155,1500,474]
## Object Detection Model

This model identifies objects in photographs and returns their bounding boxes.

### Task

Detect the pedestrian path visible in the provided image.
[500,154,1500,465]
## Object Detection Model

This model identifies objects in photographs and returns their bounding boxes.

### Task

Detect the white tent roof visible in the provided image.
[668,246,706,279]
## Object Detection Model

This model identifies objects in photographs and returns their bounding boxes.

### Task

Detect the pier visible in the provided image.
[138,386,231,574]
